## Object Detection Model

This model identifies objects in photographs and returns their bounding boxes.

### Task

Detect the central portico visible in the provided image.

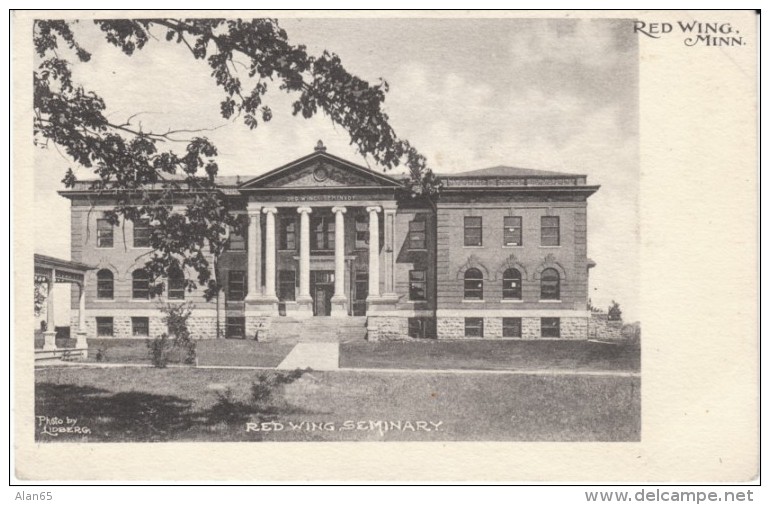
[240,142,401,319]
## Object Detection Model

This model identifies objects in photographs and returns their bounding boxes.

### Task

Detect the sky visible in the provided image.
[34,16,639,321]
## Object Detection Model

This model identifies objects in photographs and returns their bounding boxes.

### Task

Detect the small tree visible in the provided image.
[163,301,197,364]
[147,301,197,367]
[608,300,622,321]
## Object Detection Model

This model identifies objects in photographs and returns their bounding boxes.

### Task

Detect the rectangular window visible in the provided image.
[355,214,369,249]
[132,271,150,300]
[228,270,246,301]
[167,272,185,300]
[464,216,482,246]
[96,317,113,337]
[541,317,560,338]
[409,270,427,301]
[131,317,149,337]
[96,219,113,248]
[280,216,296,250]
[465,317,484,338]
[408,220,426,250]
[226,317,245,338]
[278,270,296,302]
[504,216,522,246]
[228,229,246,251]
[502,318,522,338]
[311,216,335,251]
[541,216,560,246]
[133,219,151,248]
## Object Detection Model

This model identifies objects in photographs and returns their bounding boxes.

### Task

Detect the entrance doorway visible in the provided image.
[310,270,334,316]
[352,270,368,316]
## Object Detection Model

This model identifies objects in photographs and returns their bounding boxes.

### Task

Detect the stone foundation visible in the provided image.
[483,317,503,338]
[436,317,465,339]
[246,316,272,341]
[522,318,540,339]
[436,316,589,340]
[75,315,220,339]
[366,316,410,341]
[559,317,589,339]
[187,317,218,339]
[589,313,624,341]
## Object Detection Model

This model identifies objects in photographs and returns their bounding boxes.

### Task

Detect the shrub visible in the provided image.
[608,300,623,321]
[250,368,308,406]
[155,301,197,365]
[622,322,641,348]
[146,333,173,368]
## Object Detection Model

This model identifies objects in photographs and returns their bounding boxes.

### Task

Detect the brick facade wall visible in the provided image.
[435,200,589,311]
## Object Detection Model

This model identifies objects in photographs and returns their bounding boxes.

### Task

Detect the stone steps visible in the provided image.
[269,316,367,343]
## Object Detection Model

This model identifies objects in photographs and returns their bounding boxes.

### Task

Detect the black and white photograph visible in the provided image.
[12,9,757,484]
[30,14,640,444]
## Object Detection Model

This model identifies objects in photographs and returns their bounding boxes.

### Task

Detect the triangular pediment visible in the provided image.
[239,150,403,190]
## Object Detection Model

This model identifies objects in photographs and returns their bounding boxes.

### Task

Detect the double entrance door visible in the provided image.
[308,269,369,316]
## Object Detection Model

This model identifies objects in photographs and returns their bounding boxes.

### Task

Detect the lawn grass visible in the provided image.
[85,338,153,363]
[340,340,639,372]
[77,338,294,367]
[196,339,295,367]
[35,366,640,442]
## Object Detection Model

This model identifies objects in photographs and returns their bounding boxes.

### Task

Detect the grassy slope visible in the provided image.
[35,367,640,442]
[340,340,640,372]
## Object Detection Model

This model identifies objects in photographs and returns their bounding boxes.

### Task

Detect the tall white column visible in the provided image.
[78,281,86,331]
[367,206,381,300]
[245,205,262,300]
[75,280,88,358]
[262,207,278,300]
[383,208,397,295]
[297,206,313,303]
[331,206,347,316]
[43,269,56,351]
[332,206,347,298]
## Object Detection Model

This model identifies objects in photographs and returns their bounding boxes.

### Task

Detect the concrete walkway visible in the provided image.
[276,343,339,371]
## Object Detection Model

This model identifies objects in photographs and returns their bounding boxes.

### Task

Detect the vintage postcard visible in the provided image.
[12,10,758,482]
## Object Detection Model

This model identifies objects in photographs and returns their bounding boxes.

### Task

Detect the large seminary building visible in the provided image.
[58,142,600,342]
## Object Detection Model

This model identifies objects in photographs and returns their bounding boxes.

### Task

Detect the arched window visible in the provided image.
[540,268,560,300]
[502,268,522,300]
[464,268,483,300]
[96,269,114,300]
[132,269,150,300]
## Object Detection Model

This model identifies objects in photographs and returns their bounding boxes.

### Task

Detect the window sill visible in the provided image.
[462,299,485,303]
[538,245,561,249]
[462,245,484,249]
[500,299,523,303]
[538,299,562,303]
[502,245,523,248]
